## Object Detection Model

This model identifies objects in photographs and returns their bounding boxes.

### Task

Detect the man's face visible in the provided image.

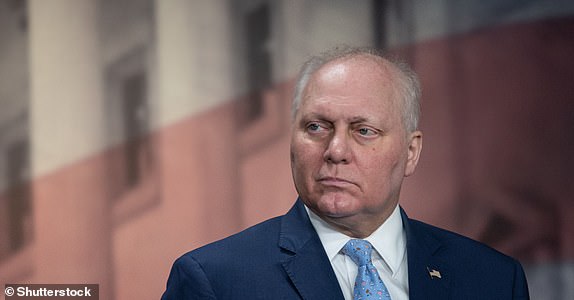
[290,56,422,235]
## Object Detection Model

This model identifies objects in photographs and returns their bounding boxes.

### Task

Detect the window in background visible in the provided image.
[244,2,272,122]
[1,140,31,261]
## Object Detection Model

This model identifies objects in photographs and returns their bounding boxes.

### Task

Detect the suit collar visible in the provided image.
[401,208,451,300]
[277,201,451,299]
[279,199,345,300]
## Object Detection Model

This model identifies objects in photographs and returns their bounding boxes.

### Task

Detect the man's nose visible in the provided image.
[323,129,352,164]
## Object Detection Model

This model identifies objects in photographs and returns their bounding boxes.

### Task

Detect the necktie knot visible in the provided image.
[342,239,392,299]
[342,239,374,267]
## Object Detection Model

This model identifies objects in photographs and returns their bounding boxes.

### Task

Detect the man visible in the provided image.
[161,47,529,299]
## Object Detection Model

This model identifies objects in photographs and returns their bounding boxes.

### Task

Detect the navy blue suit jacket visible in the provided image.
[162,199,529,299]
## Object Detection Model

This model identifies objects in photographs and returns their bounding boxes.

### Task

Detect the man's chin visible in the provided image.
[314,196,359,218]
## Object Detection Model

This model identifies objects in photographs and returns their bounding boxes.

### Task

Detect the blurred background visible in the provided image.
[0,0,573,299]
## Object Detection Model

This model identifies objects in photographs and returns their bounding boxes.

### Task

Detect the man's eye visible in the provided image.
[357,127,377,136]
[307,123,323,132]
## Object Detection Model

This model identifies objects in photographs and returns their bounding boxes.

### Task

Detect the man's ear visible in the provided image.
[404,130,422,177]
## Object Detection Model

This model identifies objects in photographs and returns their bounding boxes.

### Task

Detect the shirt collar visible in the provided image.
[306,204,406,276]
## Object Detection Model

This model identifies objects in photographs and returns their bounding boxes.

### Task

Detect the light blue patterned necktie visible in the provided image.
[342,239,392,300]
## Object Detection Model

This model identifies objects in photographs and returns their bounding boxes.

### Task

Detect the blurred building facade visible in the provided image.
[0,0,573,299]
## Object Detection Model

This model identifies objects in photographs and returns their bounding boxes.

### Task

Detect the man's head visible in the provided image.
[290,47,423,238]
[292,47,421,133]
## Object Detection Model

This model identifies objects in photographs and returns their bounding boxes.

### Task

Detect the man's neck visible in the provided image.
[310,206,397,238]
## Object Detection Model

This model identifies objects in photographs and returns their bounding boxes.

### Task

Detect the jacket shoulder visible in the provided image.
[408,218,514,262]
[186,215,283,261]
[407,218,529,298]
[163,216,297,299]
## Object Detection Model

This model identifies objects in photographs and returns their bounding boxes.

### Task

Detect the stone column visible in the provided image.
[155,0,241,241]
[29,0,112,298]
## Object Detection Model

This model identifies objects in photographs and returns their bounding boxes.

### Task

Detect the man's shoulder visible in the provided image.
[178,215,284,263]
[405,217,529,298]
[162,214,305,299]
[407,217,518,263]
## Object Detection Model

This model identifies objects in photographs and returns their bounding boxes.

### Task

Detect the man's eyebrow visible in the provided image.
[300,114,375,124]
[300,112,329,120]
[348,116,370,123]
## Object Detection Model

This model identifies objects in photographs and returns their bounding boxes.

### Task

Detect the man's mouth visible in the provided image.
[317,176,356,188]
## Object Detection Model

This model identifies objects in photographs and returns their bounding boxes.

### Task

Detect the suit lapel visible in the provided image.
[401,208,451,300]
[278,202,452,299]
[279,199,345,300]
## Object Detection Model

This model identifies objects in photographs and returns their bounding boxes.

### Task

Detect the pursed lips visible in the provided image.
[316,176,356,188]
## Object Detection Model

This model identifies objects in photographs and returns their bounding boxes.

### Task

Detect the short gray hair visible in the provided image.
[291,46,421,133]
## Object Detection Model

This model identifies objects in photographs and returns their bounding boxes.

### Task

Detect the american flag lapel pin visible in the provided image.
[427,267,442,279]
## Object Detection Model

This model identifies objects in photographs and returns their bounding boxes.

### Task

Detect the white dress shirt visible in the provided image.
[306,205,409,300]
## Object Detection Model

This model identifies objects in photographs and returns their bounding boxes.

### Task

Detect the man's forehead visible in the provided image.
[319,62,347,82]
[319,53,394,76]
[310,55,397,91]
[297,55,403,123]
[304,55,398,100]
